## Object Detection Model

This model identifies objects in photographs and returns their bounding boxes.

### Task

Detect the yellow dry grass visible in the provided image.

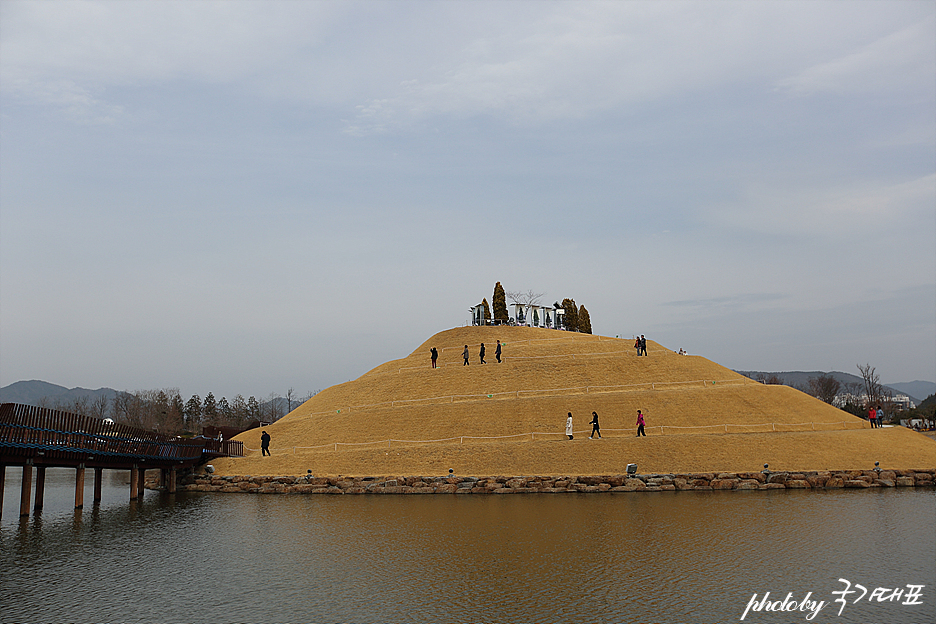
[214,326,936,476]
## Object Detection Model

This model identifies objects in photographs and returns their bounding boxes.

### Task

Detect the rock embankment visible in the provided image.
[153,469,935,494]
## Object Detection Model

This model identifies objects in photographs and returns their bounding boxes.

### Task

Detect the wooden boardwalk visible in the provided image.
[1,403,243,517]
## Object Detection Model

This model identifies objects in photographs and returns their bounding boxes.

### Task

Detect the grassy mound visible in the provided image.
[214,327,936,476]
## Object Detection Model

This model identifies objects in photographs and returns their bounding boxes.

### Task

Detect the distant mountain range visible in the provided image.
[733,371,934,404]
[0,380,127,406]
[0,380,301,416]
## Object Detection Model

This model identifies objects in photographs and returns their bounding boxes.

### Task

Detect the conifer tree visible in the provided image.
[185,394,202,428]
[482,298,491,324]
[203,392,217,421]
[578,305,592,334]
[561,298,578,331]
[492,282,509,323]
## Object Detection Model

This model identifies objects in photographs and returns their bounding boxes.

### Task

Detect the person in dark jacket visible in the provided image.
[589,412,601,439]
[480,343,486,364]
[260,430,271,456]
[495,340,502,363]
[430,347,438,368]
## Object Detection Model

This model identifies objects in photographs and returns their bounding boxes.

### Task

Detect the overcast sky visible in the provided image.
[1,1,934,401]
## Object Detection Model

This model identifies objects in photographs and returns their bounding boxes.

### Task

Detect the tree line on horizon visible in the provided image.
[754,364,934,423]
[34,387,318,436]
[480,282,592,333]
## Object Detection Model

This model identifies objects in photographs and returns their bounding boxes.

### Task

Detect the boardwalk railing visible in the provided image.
[0,403,243,465]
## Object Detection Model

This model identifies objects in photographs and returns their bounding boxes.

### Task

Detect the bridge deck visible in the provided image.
[1,403,245,517]
[1,403,243,470]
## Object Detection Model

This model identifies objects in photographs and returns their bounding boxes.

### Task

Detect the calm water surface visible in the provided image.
[1,468,934,624]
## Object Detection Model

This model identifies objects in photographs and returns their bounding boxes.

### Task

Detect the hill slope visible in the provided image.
[214,327,936,476]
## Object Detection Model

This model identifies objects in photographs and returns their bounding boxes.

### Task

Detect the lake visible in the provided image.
[1,468,933,624]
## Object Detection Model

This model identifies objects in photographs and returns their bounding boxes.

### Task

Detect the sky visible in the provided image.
[1,0,934,402]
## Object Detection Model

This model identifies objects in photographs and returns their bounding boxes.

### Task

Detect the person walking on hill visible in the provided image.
[565,412,574,440]
[639,335,647,356]
[634,336,640,355]
[868,406,877,428]
[636,410,646,437]
[430,347,438,369]
[260,430,271,456]
[495,340,502,363]
[876,405,884,427]
[463,345,470,366]
[589,411,601,439]
[480,343,486,364]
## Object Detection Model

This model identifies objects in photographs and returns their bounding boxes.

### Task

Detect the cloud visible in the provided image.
[775,13,936,97]
[5,78,124,125]
[707,173,936,239]
[4,1,933,132]
[662,293,787,310]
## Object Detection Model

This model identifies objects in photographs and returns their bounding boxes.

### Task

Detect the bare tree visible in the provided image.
[265,392,284,422]
[286,388,295,414]
[112,392,147,428]
[506,289,545,307]
[89,394,110,420]
[857,363,883,406]
[807,374,841,404]
[59,395,91,417]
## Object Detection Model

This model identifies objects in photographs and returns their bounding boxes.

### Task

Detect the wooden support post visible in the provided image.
[93,467,103,502]
[167,467,177,494]
[75,464,85,509]
[20,463,33,516]
[34,466,47,511]
[137,467,146,498]
[130,465,139,500]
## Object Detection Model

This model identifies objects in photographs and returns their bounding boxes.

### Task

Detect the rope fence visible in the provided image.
[243,420,870,456]
[305,379,749,417]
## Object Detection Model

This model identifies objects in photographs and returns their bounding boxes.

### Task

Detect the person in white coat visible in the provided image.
[565,412,574,440]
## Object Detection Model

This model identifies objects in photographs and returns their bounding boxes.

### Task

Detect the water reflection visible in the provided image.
[2,473,934,624]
